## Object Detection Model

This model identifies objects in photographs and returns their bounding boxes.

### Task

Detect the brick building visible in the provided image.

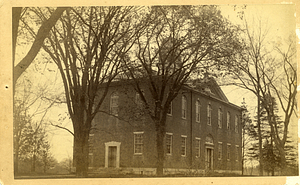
[88,77,243,175]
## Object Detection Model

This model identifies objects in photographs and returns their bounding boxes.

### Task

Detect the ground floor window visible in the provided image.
[181,135,187,156]
[218,142,222,160]
[134,132,144,154]
[236,145,239,161]
[166,133,173,155]
[227,143,231,161]
[195,137,201,158]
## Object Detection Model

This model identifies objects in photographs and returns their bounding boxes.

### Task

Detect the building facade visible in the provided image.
[88,78,243,175]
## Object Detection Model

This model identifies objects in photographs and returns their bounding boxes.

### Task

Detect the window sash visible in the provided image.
[235,115,238,133]
[182,96,187,119]
[218,108,222,128]
[167,102,173,115]
[134,133,143,154]
[195,139,200,157]
[207,104,211,125]
[110,93,119,116]
[166,134,172,154]
[196,101,200,122]
[218,143,222,159]
[227,112,230,129]
[181,137,187,156]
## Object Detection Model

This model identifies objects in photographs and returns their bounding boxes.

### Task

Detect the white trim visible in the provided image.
[181,135,187,137]
[166,132,173,135]
[133,131,144,134]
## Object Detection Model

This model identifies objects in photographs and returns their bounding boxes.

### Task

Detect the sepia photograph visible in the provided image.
[1,1,298,184]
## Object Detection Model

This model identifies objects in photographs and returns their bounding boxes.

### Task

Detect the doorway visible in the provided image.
[105,141,121,168]
[206,148,214,170]
[108,146,117,167]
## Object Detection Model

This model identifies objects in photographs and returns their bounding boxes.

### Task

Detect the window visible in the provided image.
[196,100,201,122]
[167,101,173,115]
[235,115,238,133]
[134,132,144,154]
[218,142,222,160]
[89,133,94,154]
[195,138,201,158]
[227,144,231,161]
[166,133,173,155]
[182,96,187,119]
[218,108,223,128]
[110,92,119,116]
[227,111,231,130]
[181,135,187,156]
[236,145,239,161]
[207,103,212,125]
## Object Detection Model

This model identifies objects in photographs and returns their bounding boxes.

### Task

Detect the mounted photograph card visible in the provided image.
[0,0,298,185]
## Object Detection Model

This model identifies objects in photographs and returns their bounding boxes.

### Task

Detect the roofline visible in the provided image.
[182,85,243,111]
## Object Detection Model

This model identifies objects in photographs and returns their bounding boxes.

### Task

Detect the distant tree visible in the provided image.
[122,5,242,176]
[240,98,253,175]
[60,155,73,174]
[13,74,57,175]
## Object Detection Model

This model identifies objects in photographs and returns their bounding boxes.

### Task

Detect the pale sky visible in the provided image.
[14,4,297,162]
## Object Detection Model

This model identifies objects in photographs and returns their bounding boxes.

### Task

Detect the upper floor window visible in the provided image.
[196,100,201,122]
[181,135,187,156]
[207,103,212,125]
[227,111,231,130]
[110,92,119,116]
[166,133,173,155]
[235,115,239,133]
[218,108,223,128]
[182,96,187,119]
[134,132,144,155]
[167,101,173,116]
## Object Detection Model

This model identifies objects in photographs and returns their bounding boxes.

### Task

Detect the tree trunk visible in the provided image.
[31,154,36,173]
[277,145,286,175]
[156,124,165,176]
[73,125,90,177]
[257,95,263,176]
[14,144,19,175]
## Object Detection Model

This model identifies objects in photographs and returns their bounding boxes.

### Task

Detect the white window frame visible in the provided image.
[110,92,119,116]
[207,103,212,125]
[134,132,144,155]
[218,107,222,129]
[227,143,231,161]
[227,111,231,130]
[167,101,173,116]
[218,142,222,160]
[166,133,173,155]
[182,96,187,119]
[195,137,201,158]
[235,115,238,133]
[181,135,187,157]
[196,100,201,123]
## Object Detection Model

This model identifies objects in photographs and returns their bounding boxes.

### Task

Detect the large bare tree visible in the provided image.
[34,7,146,176]
[122,5,242,176]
